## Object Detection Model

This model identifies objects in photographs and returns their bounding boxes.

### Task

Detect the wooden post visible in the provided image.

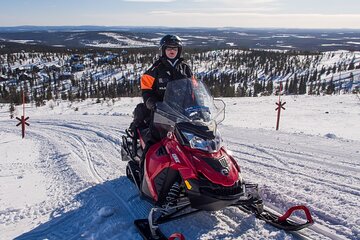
[16,89,29,138]
[275,82,286,130]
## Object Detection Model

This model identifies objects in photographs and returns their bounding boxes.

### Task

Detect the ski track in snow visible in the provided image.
[222,128,360,240]
[0,107,359,239]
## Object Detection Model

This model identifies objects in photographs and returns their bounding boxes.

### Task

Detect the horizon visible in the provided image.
[1,25,360,31]
[1,0,360,29]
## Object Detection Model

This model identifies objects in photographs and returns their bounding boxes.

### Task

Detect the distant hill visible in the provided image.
[1,26,360,51]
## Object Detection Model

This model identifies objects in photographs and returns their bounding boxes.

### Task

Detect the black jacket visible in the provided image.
[140,57,193,108]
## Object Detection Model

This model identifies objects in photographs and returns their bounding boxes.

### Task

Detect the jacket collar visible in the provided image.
[160,56,183,68]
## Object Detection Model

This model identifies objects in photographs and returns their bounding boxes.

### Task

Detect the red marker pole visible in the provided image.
[22,89,25,117]
[275,82,286,131]
[16,89,30,138]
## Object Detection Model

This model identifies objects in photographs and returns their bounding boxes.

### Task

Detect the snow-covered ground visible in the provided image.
[0,94,359,240]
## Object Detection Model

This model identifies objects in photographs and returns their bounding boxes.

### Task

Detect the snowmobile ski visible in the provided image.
[134,219,168,240]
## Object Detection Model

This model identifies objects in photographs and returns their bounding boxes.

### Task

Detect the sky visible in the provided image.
[1,0,360,29]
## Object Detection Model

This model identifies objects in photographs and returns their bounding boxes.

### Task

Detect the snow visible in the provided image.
[7,40,39,44]
[0,133,45,209]
[83,32,156,48]
[224,94,360,141]
[226,42,236,47]
[274,45,295,49]
[321,44,345,47]
[0,94,360,240]
[347,42,360,45]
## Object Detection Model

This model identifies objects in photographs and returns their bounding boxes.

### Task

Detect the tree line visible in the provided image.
[1,48,359,107]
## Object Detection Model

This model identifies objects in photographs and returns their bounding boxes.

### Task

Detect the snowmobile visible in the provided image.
[121,78,314,240]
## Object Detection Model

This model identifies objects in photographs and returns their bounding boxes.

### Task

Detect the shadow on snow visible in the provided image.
[14,176,293,240]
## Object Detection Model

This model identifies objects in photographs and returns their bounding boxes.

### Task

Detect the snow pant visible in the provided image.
[130,103,151,133]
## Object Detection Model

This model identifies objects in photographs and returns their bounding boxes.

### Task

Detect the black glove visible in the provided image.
[145,98,157,111]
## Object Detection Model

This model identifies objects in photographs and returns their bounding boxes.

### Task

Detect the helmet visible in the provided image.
[160,34,182,48]
[159,34,183,58]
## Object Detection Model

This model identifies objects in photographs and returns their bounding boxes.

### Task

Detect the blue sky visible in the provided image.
[1,0,360,28]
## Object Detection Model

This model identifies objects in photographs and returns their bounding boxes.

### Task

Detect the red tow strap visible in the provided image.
[278,205,314,224]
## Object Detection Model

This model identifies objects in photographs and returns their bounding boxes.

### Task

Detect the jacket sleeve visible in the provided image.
[141,63,158,106]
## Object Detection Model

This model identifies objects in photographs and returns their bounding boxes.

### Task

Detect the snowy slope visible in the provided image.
[0,95,359,240]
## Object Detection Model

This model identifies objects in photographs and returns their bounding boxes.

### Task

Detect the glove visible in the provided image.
[145,98,157,111]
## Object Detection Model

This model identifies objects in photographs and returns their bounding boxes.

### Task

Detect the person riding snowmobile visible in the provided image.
[122,37,315,239]
[128,34,195,172]
[122,78,315,239]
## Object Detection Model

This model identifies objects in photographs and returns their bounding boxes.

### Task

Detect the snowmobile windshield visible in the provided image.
[155,78,225,127]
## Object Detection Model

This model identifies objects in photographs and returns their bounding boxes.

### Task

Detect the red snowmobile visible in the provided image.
[121,78,313,240]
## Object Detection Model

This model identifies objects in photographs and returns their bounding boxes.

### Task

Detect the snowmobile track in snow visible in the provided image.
[12,119,143,240]
[2,113,358,240]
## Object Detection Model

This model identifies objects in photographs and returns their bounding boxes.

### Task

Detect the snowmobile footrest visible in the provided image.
[134,219,167,240]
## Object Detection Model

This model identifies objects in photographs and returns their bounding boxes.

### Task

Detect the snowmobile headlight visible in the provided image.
[182,131,222,153]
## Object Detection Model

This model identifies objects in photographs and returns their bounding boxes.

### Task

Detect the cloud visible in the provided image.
[149,10,360,18]
[189,0,281,12]
[124,0,176,2]
[194,7,278,13]
[148,5,279,15]
[192,0,277,3]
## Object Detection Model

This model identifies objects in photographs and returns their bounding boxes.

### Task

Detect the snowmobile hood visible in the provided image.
[190,148,239,186]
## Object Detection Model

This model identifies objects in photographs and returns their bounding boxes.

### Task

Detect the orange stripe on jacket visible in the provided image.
[141,74,155,90]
